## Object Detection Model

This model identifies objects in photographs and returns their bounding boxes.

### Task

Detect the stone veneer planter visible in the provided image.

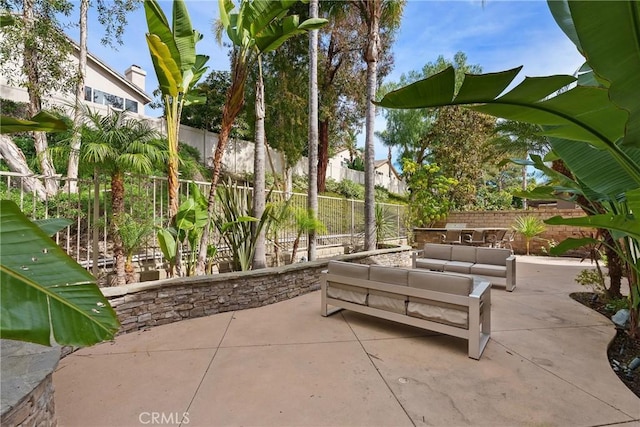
[1,340,60,426]
[102,246,412,335]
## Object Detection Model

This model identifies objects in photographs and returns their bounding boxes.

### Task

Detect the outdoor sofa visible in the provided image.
[320,260,491,359]
[412,243,516,292]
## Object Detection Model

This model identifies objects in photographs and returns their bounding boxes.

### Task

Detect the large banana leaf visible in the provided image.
[377,67,627,150]
[1,111,69,134]
[565,1,640,148]
[546,214,640,242]
[144,0,209,97]
[0,201,120,346]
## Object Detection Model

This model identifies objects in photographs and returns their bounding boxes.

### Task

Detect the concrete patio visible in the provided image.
[53,256,640,427]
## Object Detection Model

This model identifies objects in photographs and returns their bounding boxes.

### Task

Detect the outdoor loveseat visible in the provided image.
[412,243,516,292]
[320,260,491,359]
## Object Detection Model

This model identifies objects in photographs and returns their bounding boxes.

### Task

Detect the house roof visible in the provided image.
[374,158,402,180]
[67,37,152,104]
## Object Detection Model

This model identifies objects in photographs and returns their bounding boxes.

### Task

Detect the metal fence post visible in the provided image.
[92,171,100,277]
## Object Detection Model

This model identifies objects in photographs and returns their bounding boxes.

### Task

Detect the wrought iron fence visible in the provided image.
[0,171,408,276]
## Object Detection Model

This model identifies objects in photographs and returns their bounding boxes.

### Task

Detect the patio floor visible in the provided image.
[53,256,640,427]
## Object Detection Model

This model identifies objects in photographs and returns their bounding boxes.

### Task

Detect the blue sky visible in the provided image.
[71,0,584,162]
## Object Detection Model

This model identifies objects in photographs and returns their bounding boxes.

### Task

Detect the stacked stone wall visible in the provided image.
[103,247,412,334]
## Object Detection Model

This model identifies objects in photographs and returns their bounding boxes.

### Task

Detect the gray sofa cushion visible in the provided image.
[407,270,473,296]
[470,263,507,277]
[368,266,408,314]
[451,245,477,263]
[407,299,468,328]
[415,258,447,271]
[406,270,473,327]
[424,243,452,260]
[326,261,369,305]
[369,265,408,285]
[476,247,511,266]
[444,261,474,274]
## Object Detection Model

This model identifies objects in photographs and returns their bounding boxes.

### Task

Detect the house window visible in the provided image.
[125,99,138,113]
[84,86,138,113]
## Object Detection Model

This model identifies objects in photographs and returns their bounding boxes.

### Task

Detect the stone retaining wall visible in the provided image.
[1,340,60,427]
[417,208,591,255]
[103,247,412,335]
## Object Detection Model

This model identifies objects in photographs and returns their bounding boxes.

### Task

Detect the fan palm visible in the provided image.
[79,107,166,285]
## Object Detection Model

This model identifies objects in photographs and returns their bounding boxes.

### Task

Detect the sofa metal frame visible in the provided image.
[320,270,491,360]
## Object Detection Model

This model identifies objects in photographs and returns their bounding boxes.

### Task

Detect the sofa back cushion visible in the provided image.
[408,270,473,296]
[328,260,369,279]
[451,245,477,263]
[423,243,452,261]
[476,247,511,266]
[369,265,408,286]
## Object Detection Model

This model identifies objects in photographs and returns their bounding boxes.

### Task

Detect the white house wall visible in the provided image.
[0,40,148,118]
[177,124,405,194]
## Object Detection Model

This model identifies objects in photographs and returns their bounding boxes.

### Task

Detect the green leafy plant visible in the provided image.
[377,1,640,337]
[0,200,120,346]
[144,0,209,218]
[289,207,326,264]
[374,204,395,247]
[157,183,212,277]
[575,269,607,294]
[113,213,154,281]
[214,179,274,272]
[512,216,546,256]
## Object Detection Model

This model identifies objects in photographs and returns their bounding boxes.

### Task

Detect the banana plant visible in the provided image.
[377,0,640,336]
[144,0,209,218]
[157,183,211,277]
[1,200,120,347]
[0,111,68,134]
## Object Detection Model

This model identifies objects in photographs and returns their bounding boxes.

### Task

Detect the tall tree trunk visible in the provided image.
[195,57,248,274]
[65,0,88,194]
[0,135,47,199]
[111,172,126,286]
[252,59,267,269]
[363,0,380,252]
[521,155,527,209]
[307,0,319,261]
[166,97,181,219]
[23,0,58,197]
[317,119,329,193]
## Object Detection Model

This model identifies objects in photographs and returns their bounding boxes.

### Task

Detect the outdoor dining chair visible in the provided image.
[500,230,516,251]
[463,229,486,246]
[440,229,462,244]
[487,229,507,247]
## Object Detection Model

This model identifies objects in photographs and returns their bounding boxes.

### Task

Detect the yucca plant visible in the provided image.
[215,179,274,271]
[512,216,546,255]
[374,204,396,248]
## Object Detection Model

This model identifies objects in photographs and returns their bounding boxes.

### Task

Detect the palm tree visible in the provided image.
[308,0,320,262]
[196,0,326,273]
[78,107,166,285]
[354,0,405,251]
[492,120,550,207]
[512,215,546,256]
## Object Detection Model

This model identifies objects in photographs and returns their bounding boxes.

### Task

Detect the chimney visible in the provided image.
[125,65,146,91]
